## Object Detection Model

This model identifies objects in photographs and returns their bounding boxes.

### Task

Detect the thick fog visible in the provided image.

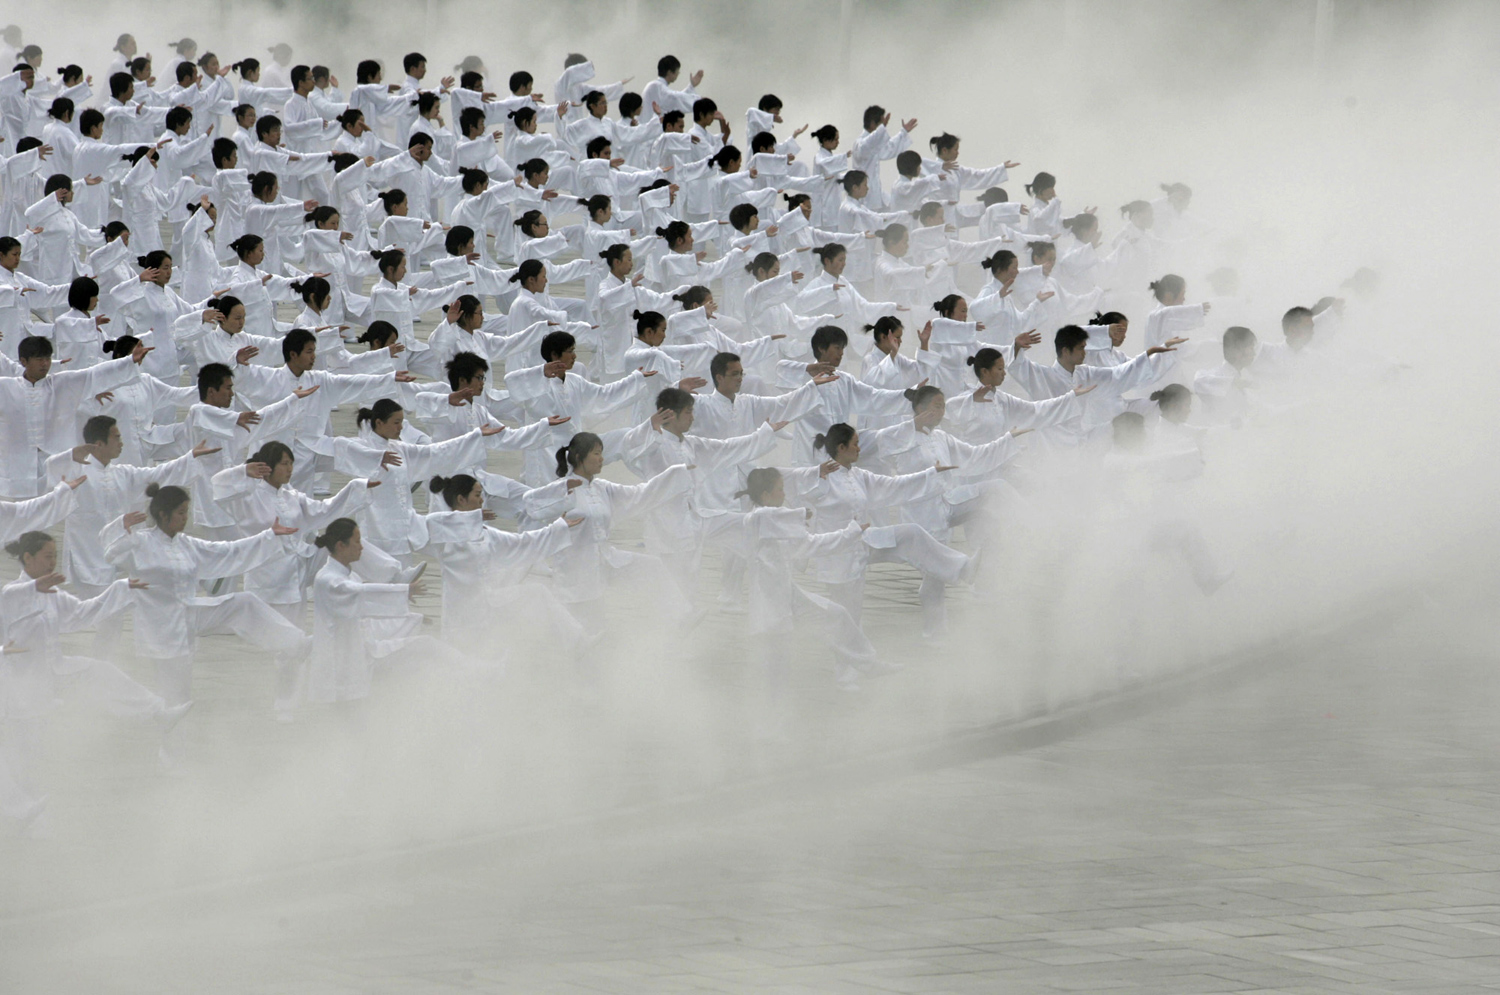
[3,0,1499,982]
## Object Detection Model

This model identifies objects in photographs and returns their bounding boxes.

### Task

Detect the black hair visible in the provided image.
[43,173,73,195]
[248,171,278,199]
[563,53,588,68]
[709,145,741,171]
[1149,382,1192,412]
[1027,240,1055,263]
[229,233,264,259]
[291,276,331,307]
[231,57,260,75]
[980,249,1016,273]
[521,158,550,181]
[861,105,886,130]
[445,350,489,389]
[445,225,476,255]
[282,327,316,361]
[634,309,665,336]
[671,285,711,309]
[661,109,685,128]
[932,294,963,318]
[710,351,740,385]
[1061,213,1097,238]
[137,249,171,269]
[1148,274,1186,302]
[355,398,403,428]
[102,335,140,360]
[1120,199,1152,219]
[249,440,294,470]
[757,94,782,113]
[1282,306,1315,331]
[691,97,717,120]
[865,316,902,343]
[1223,325,1258,354]
[540,330,575,362]
[981,187,1010,206]
[877,224,908,246]
[1025,172,1056,197]
[197,362,234,400]
[578,194,611,220]
[736,467,782,506]
[402,51,427,73]
[5,531,53,560]
[750,131,777,155]
[514,209,546,237]
[358,321,400,349]
[618,92,643,118]
[556,432,603,477]
[655,387,694,414]
[810,325,848,358]
[208,295,243,318]
[928,132,959,154]
[82,414,117,445]
[810,124,837,144]
[110,72,134,100]
[967,347,1003,375]
[895,149,923,178]
[904,384,943,411]
[599,242,631,267]
[428,474,479,510]
[459,106,486,136]
[67,276,100,313]
[745,251,779,277]
[1093,311,1128,326]
[509,258,545,287]
[144,483,191,529]
[331,152,360,173]
[508,70,532,92]
[1054,325,1089,355]
[811,243,847,265]
[840,170,868,194]
[408,131,434,150]
[290,65,311,88]
[313,518,358,550]
[102,221,130,242]
[460,167,489,194]
[212,137,238,168]
[812,423,856,457]
[657,55,681,76]
[377,248,406,276]
[655,220,691,248]
[254,114,281,140]
[304,204,339,226]
[17,336,53,361]
[377,189,407,214]
[47,96,73,121]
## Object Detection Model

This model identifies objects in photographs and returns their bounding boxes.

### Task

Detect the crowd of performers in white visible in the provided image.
[0,26,1368,835]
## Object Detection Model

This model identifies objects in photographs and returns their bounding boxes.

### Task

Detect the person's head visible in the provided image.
[691,96,717,126]
[82,414,122,462]
[861,104,887,132]
[58,64,85,86]
[408,132,434,162]
[249,440,295,488]
[810,325,848,367]
[905,384,946,430]
[655,386,695,434]
[981,249,1019,284]
[966,346,1007,387]
[446,350,489,391]
[337,107,366,135]
[657,54,681,81]
[77,107,105,138]
[661,109,685,132]
[710,145,741,173]
[514,209,548,238]
[377,247,407,283]
[841,169,869,199]
[1093,310,1129,348]
[101,334,141,361]
[137,248,172,282]
[282,327,317,372]
[412,91,443,121]
[1120,199,1154,229]
[932,294,967,322]
[1282,306,1315,350]
[521,158,549,185]
[757,93,783,116]
[810,241,847,277]
[290,64,313,93]
[1028,240,1056,270]
[633,309,666,347]
[109,71,134,101]
[129,56,150,81]
[1054,324,1090,369]
[618,92,643,119]
[813,423,859,466]
[306,205,341,232]
[18,335,53,379]
[737,467,784,508]
[563,52,589,69]
[1061,212,1098,242]
[745,251,780,282]
[784,192,811,218]
[145,483,191,536]
[810,123,838,148]
[540,330,576,368]
[459,106,486,138]
[312,65,332,87]
[44,173,74,203]
[0,235,20,271]
[507,105,536,132]
[1160,181,1192,212]
[600,242,633,278]
[229,233,265,266]
[291,275,331,313]
[358,320,400,351]
[355,397,405,440]
[1112,411,1146,451]
[1149,382,1193,423]
[1025,171,1057,200]
[1222,325,1258,369]
[457,67,484,92]
[170,37,196,59]
[212,136,239,170]
[585,134,612,160]
[865,316,903,354]
[313,518,361,563]
[445,224,476,257]
[1148,273,1186,305]
[114,33,137,57]
[231,57,261,81]
[877,223,909,256]
[556,431,604,478]
[510,258,546,293]
[165,105,193,135]
[583,89,608,118]
[377,188,408,218]
[197,362,235,406]
[670,284,712,315]
[750,130,776,155]
[6,531,56,579]
[402,51,427,79]
[892,151,924,182]
[67,276,100,314]
[47,96,73,122]
[916,201,945,227]
[710,351,743,396]
[247,169,281,203]
[655,220,691,252]
[173,60,199,87]
[428,473,483,511]
[508,69,532,95]
[929,131,960,161]
[103,220,130,245]
[459,167,490,198]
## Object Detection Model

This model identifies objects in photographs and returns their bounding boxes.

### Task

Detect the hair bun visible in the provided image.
[144,483,161,497]
[812,433,827,449]
[427,475,448,494]
[965,355,977,367]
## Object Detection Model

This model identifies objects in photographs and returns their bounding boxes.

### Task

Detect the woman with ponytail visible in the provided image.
[0,530,185,833]
[107,248,221,384]
[88,334,203,466]
[520,431,692,630]
[102,483,310,761]
[304,518,441,705]
[594,243,687,376]
[424,474,583,648]
[857,316,938,428]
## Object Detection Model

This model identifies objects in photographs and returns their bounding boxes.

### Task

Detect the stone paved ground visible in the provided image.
[4,579,1498,994]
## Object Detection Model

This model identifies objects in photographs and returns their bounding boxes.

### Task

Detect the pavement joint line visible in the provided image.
[0,583,1417,926]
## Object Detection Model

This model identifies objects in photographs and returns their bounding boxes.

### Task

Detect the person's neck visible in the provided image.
[23,370,45,384]
[577,470,595,482]
[1059,356,1078,373]
[95,452,113,467]
[333,551,358,567]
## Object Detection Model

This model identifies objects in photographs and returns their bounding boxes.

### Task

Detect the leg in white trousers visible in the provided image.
[826,523,971,638]
[269,601,309,719]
